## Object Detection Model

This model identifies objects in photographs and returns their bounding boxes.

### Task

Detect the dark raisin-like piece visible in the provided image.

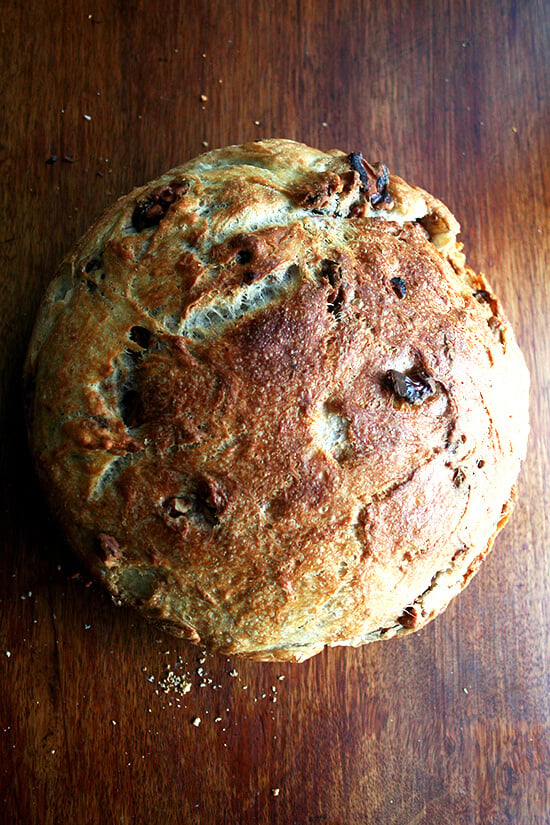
[120,389,142,428]
[474,288,500,319]
[385,370,434,405]
[132,200,162,231]
[129,326,151,349]
[132,180,189,232]
[85,257,102,272]
[242,270,258,284]
[236,249,253,265]
[320,260,345,315]
[397,605,418,629]
[375,162,390,194]
[348,152,369,190]
[368,162,392,207]
[347,153,393,207]
[390,277,407,299]
[453,468,466,488]
[45,155,58,164]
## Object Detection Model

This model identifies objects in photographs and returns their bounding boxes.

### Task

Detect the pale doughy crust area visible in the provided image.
[25,139,529,661]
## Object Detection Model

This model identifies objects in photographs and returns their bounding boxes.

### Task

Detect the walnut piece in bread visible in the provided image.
[25,139,529,661]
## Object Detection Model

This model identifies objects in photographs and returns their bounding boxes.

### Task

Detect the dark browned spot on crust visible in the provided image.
[120,389,143,428]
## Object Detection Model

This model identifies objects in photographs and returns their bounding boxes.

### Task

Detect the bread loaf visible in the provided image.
[25,139,529,661]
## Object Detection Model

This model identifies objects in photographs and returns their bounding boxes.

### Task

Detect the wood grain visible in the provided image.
[1,1,549,823]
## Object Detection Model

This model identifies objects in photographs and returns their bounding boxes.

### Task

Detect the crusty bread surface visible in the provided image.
[25,139,529,661]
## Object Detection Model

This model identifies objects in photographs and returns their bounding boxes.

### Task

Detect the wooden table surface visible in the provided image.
[1,1,549,823]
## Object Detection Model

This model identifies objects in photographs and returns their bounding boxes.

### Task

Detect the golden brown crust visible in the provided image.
[25,139,529,661]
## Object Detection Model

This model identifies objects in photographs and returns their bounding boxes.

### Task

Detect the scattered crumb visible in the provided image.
[272,788,280,797]
[229,669,238,677]
[253,120,261,126]
[192,717,201,727]
[202,141,209,147]
[83,114,92,121]
[200,94,208,102]
[157,666,192,697]
[322,122,328,127]
[111,720,117,725]
[5,652,11,658]
[463,687,469,694]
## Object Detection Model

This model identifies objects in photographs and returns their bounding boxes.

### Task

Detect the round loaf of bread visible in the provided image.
[25,139,529,661]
